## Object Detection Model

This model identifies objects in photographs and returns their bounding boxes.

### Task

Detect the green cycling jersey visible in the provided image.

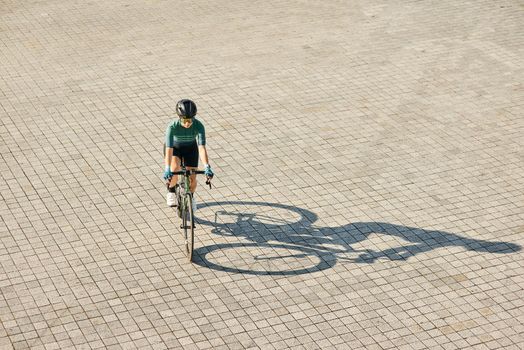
[165,119,206,147]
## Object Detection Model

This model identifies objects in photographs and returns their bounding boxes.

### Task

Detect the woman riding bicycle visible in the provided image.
[163,99,214,211]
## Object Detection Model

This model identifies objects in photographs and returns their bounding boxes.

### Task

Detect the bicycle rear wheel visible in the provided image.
[183,193,195,261]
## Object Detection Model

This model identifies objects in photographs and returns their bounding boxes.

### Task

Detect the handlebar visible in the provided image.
[172,169,206,175]
[168,169,213,189]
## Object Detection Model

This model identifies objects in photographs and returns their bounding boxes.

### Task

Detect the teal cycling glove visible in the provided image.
[163,166,173,180]
[204,164,214,178]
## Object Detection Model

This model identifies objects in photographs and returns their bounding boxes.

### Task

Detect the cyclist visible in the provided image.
[163,99,214,211]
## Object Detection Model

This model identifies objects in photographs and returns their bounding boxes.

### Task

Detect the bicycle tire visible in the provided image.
[183,193,195,262]
[175,184,183,219]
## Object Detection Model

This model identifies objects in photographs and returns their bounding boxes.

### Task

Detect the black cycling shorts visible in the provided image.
[172,142,199,167]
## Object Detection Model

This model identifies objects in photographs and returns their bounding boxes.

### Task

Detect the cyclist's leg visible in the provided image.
[168,148,183,189]
[184,143,199,214]
[185,142,199,194]
[187,171,198,193]
[166,155,181,207]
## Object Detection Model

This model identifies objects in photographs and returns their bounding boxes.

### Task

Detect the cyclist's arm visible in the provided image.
[198,145,209,166]
[195,120,209,167]
[165,123,174,170]
[165,146,173,170]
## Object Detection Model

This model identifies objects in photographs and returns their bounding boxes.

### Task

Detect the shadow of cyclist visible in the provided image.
[342,222,520,263]
[194,201,520,273]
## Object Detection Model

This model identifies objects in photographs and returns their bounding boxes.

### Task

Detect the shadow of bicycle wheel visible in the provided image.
[193,242,336,275]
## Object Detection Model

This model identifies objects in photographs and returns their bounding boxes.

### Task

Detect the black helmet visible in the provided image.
[176,99,197,118]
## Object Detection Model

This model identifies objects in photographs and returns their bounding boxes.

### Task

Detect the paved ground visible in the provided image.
[1,0,523,349]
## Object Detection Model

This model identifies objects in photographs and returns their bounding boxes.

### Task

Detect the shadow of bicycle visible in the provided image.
[193,201,521,275]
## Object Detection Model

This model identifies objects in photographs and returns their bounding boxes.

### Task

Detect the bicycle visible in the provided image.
[168,159,211,262]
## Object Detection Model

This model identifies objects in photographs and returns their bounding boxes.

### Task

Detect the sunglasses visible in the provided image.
[180,117,193,123]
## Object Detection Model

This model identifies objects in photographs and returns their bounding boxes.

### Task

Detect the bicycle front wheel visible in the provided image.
[183,194,195,261]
